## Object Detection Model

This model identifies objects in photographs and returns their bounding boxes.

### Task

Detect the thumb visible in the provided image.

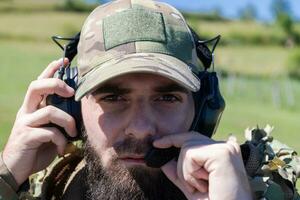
[161,159,178,183]
[161,159,195,194]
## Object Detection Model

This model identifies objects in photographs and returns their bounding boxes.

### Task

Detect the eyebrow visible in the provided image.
[92,83,189,96]
[92,84,131,95]
[154,83,189,94]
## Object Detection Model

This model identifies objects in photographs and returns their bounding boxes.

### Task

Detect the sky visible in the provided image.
[159,0,300,22]
[98,0,300,22]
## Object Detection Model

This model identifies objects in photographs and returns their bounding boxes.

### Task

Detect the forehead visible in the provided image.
[92,73,190,93]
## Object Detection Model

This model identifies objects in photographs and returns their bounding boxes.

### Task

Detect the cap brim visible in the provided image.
[75,53,200,101]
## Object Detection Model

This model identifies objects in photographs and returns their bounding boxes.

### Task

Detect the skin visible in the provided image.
[2,59,252,200]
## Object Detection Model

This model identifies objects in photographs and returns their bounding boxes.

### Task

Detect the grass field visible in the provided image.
[0,0,299,191]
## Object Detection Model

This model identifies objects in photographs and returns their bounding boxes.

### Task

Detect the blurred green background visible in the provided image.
[0,0,299,190]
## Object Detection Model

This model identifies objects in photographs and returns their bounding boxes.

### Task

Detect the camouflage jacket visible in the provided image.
[1,126,300,200]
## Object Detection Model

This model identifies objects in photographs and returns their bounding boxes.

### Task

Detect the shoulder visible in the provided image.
[27,143,85,200]
[240,125,300,200]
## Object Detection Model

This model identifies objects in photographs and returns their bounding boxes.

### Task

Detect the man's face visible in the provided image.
[80,73,194,199]
[81,73,194,168]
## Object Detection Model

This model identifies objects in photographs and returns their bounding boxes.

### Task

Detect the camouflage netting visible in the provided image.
[243,125,300,200]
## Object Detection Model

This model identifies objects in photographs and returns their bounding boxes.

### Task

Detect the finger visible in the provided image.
[28,127,68,155]
[161,159,178,183]
[186,176,208,193]
[162,160,204,197]
[179,149,208,194]
[161,160,194,192]
[153,132,212,148]
[23,105,77,137]
[227,135,241,154]
[227,135,237,143]
[37,58,69,80]
[21,79,74,113]
[38,96,47,109]
[191,168,209,180]
[190,192,209,200]
[161,160,184,189]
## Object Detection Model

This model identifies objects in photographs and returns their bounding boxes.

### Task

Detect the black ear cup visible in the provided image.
[47,33,82,141]
[190,72,225,137]
[46,67,82,141]
[189,27,225,138]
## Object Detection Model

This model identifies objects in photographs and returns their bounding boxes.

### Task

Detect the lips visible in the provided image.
[119,155,146,164]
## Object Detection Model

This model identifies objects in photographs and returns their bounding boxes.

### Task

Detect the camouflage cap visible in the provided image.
[75,0,203,101]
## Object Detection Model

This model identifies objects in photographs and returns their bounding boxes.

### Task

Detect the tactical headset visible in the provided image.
[47,28,225,142]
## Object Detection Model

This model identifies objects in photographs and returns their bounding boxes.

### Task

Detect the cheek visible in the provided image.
[155,101,194,134]
[81,98,122,166]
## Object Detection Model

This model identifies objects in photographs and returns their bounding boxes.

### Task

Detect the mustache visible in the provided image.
[113,136,154,156]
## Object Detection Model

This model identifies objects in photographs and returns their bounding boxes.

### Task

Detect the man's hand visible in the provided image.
[2,59,77,187]
[154,132,252,200]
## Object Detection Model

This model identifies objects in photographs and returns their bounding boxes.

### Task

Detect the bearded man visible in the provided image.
[1,1,299,200]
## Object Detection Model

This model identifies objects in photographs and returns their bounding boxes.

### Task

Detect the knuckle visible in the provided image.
[17,116,29,126]
[49,79,61,89]
[49,60,58,67]
[28,80,38,91]
[223,146,232,155]
[45,105,57,117]
[226,142,240,155]
[50,129,67,144]
[47,127,60,136]
[219,144,240,160]
[14,113,32,128]
[12,126,32,143]
[184,148,193,160]
[16,127,34,142]
[181,144,195,159]
[184,172,193,183]
[66,116,75,127]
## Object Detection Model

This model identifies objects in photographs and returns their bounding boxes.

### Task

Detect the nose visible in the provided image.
[124,101,156,139]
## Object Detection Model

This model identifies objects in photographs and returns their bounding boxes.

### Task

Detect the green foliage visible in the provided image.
[271,0,299,46]
[287,49,300,80]
[0,0,59,13]
[184,15,292,46]
[225,31,284,46]
[182,12,227,23]
[277,13,293,35]
[239,4,257,21]
[58,0,98,12]
[271,0,291,18]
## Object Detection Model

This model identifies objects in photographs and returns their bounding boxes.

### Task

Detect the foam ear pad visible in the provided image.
[190,72,225,137]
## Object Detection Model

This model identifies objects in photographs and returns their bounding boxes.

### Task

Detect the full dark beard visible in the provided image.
[83,137,187,200]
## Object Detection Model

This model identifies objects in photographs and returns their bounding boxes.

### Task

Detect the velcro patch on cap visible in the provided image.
[103,8,167,50]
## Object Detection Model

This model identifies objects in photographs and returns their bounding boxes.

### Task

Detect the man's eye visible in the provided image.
[100,95,125,102]
[156,94,180,103]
